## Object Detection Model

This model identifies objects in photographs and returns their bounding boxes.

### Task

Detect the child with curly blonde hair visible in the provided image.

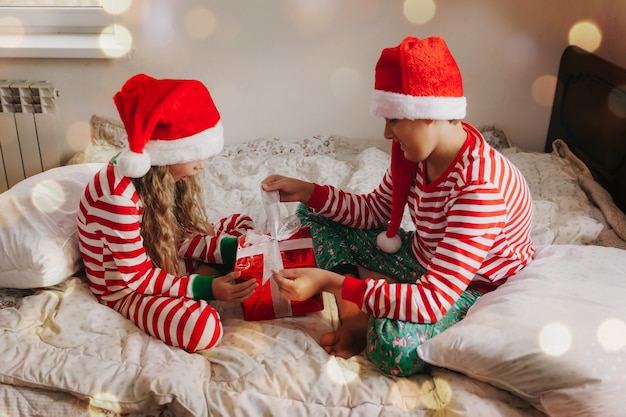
[78,74,257,352]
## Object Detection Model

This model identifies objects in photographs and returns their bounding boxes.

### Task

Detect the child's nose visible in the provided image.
[383,121,395,140]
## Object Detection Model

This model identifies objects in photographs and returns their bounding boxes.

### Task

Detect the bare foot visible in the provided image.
[320,312,369,359]
[320,328,362,358]
[320,265,390,360]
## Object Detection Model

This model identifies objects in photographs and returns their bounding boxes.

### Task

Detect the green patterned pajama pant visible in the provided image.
[297,205,482,376]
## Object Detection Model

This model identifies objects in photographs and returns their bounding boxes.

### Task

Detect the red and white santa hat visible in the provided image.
[371,36,466,253]
[113,74,224,178]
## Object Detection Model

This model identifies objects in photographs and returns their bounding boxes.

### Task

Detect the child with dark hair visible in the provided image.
[262,37,534,376]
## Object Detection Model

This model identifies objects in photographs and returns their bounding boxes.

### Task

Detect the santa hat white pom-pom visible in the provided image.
[117,149,152,178]
[376,231,402,253]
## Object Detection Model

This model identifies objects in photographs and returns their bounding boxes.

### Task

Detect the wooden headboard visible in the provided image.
[546,45,626,213]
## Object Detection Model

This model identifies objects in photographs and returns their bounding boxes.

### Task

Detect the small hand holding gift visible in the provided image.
[234,189,323,321]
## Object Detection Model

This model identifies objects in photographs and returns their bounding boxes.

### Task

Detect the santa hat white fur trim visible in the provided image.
[146,121,224,166]
[370,90,466,121]
[116,122,224,178]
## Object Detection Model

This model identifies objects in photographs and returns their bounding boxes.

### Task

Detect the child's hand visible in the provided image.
[212,271,258,302]
[272,267,344,301]
[261,175,315,203]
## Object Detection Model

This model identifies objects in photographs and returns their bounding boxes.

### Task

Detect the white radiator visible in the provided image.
[0,80,60,193]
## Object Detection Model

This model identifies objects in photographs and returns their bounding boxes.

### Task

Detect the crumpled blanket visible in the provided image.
[0,276,543,417]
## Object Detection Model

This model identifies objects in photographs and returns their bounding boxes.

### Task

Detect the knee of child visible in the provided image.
[183,306,224,352]
[367,317,427,376]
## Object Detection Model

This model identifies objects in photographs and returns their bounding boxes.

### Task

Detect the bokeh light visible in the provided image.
[568,20,602,52]
[597,318,626,352]
[387,378,429,411]
[403,0,436,25]
[65,121,91,152]
[330,67,362,101]
[99,24,133,58]
[531,74,557,107]
[539,322,571,356]
[184,7,217,40]
[325,356,359,384]
[91,392,122,413]
[102,0,132,15]
[31,180,65,214]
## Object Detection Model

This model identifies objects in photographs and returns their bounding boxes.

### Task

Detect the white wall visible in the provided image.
[2,0,625,163]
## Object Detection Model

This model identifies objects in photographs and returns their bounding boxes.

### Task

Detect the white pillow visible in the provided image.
[418,244,626,417]
[0,163,104,288]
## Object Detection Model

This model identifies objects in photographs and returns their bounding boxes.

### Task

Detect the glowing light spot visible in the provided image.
[184,7,217,40]
[569,20,602,52]
[31,180,65,214]
[387,378,427,410]
[99,24,133,58]
[403,0,436,25]
[91,392,122,413]
[539,322,571,356]
[531,74,557,107]
[65,121,91,153]
[330,67,362,101]
[598,318,626,351]
[608,86,626,119]
[102,0,131,15]
[325,356,359,384]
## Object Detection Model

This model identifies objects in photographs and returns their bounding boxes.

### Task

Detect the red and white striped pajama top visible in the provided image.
[307,123,535,324]
[77,161,253,351]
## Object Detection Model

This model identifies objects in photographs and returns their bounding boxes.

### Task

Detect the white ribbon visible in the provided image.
[236,189,306,317]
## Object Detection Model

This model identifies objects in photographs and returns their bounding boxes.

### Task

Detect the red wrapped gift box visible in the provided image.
[234,226,324,321]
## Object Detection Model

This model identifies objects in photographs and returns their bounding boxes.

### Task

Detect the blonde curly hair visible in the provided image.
[132,166,213,275]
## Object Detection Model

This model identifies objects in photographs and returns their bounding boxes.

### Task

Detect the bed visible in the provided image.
[1,45,625,417]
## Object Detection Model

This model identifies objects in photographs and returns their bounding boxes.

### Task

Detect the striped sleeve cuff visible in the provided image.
[306,183,330,210]
[341,276,367,306]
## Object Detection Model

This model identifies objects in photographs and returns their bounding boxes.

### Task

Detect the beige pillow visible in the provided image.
[67,115,127,164]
